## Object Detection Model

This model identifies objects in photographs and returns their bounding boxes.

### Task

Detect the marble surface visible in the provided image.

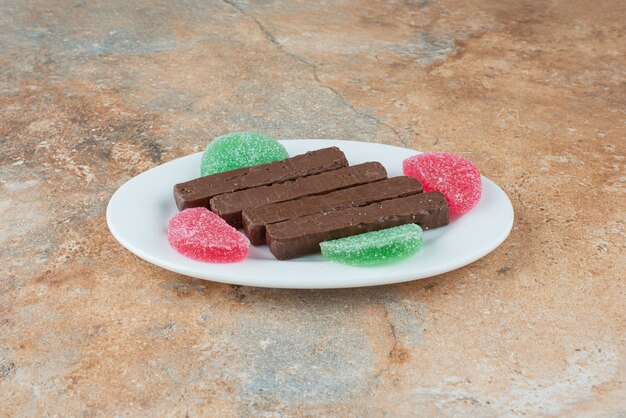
[1,0,625,416]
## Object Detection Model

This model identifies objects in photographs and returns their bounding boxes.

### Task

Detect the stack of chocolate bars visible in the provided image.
[173,147,449,260]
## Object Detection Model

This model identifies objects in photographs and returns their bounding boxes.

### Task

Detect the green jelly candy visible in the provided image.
[200,132,288,176]
[320,224,423,266]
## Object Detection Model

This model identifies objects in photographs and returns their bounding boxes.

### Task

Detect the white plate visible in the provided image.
[107,140,514,289]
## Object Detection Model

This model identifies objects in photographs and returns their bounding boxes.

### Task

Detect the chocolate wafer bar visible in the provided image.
[266,191,449,260]
[173,147,348,211]
[243,176,423,245]
[211,162,387,228]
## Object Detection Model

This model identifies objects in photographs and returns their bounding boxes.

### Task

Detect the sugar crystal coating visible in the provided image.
[168,207,249,262]
[200,132,288,176]
[320,224,423,266]
[403,152,481,215]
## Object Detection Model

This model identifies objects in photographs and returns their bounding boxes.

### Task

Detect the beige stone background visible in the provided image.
[1,0,625,416]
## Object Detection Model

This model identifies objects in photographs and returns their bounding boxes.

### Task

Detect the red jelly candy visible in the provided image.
[168,207,249,262]
[403,152,481,215]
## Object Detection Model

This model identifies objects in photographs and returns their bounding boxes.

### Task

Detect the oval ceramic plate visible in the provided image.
[107,140,514,289]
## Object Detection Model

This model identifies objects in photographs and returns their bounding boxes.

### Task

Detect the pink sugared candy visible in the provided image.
[168,207,249,262]
[403,152,481,215]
